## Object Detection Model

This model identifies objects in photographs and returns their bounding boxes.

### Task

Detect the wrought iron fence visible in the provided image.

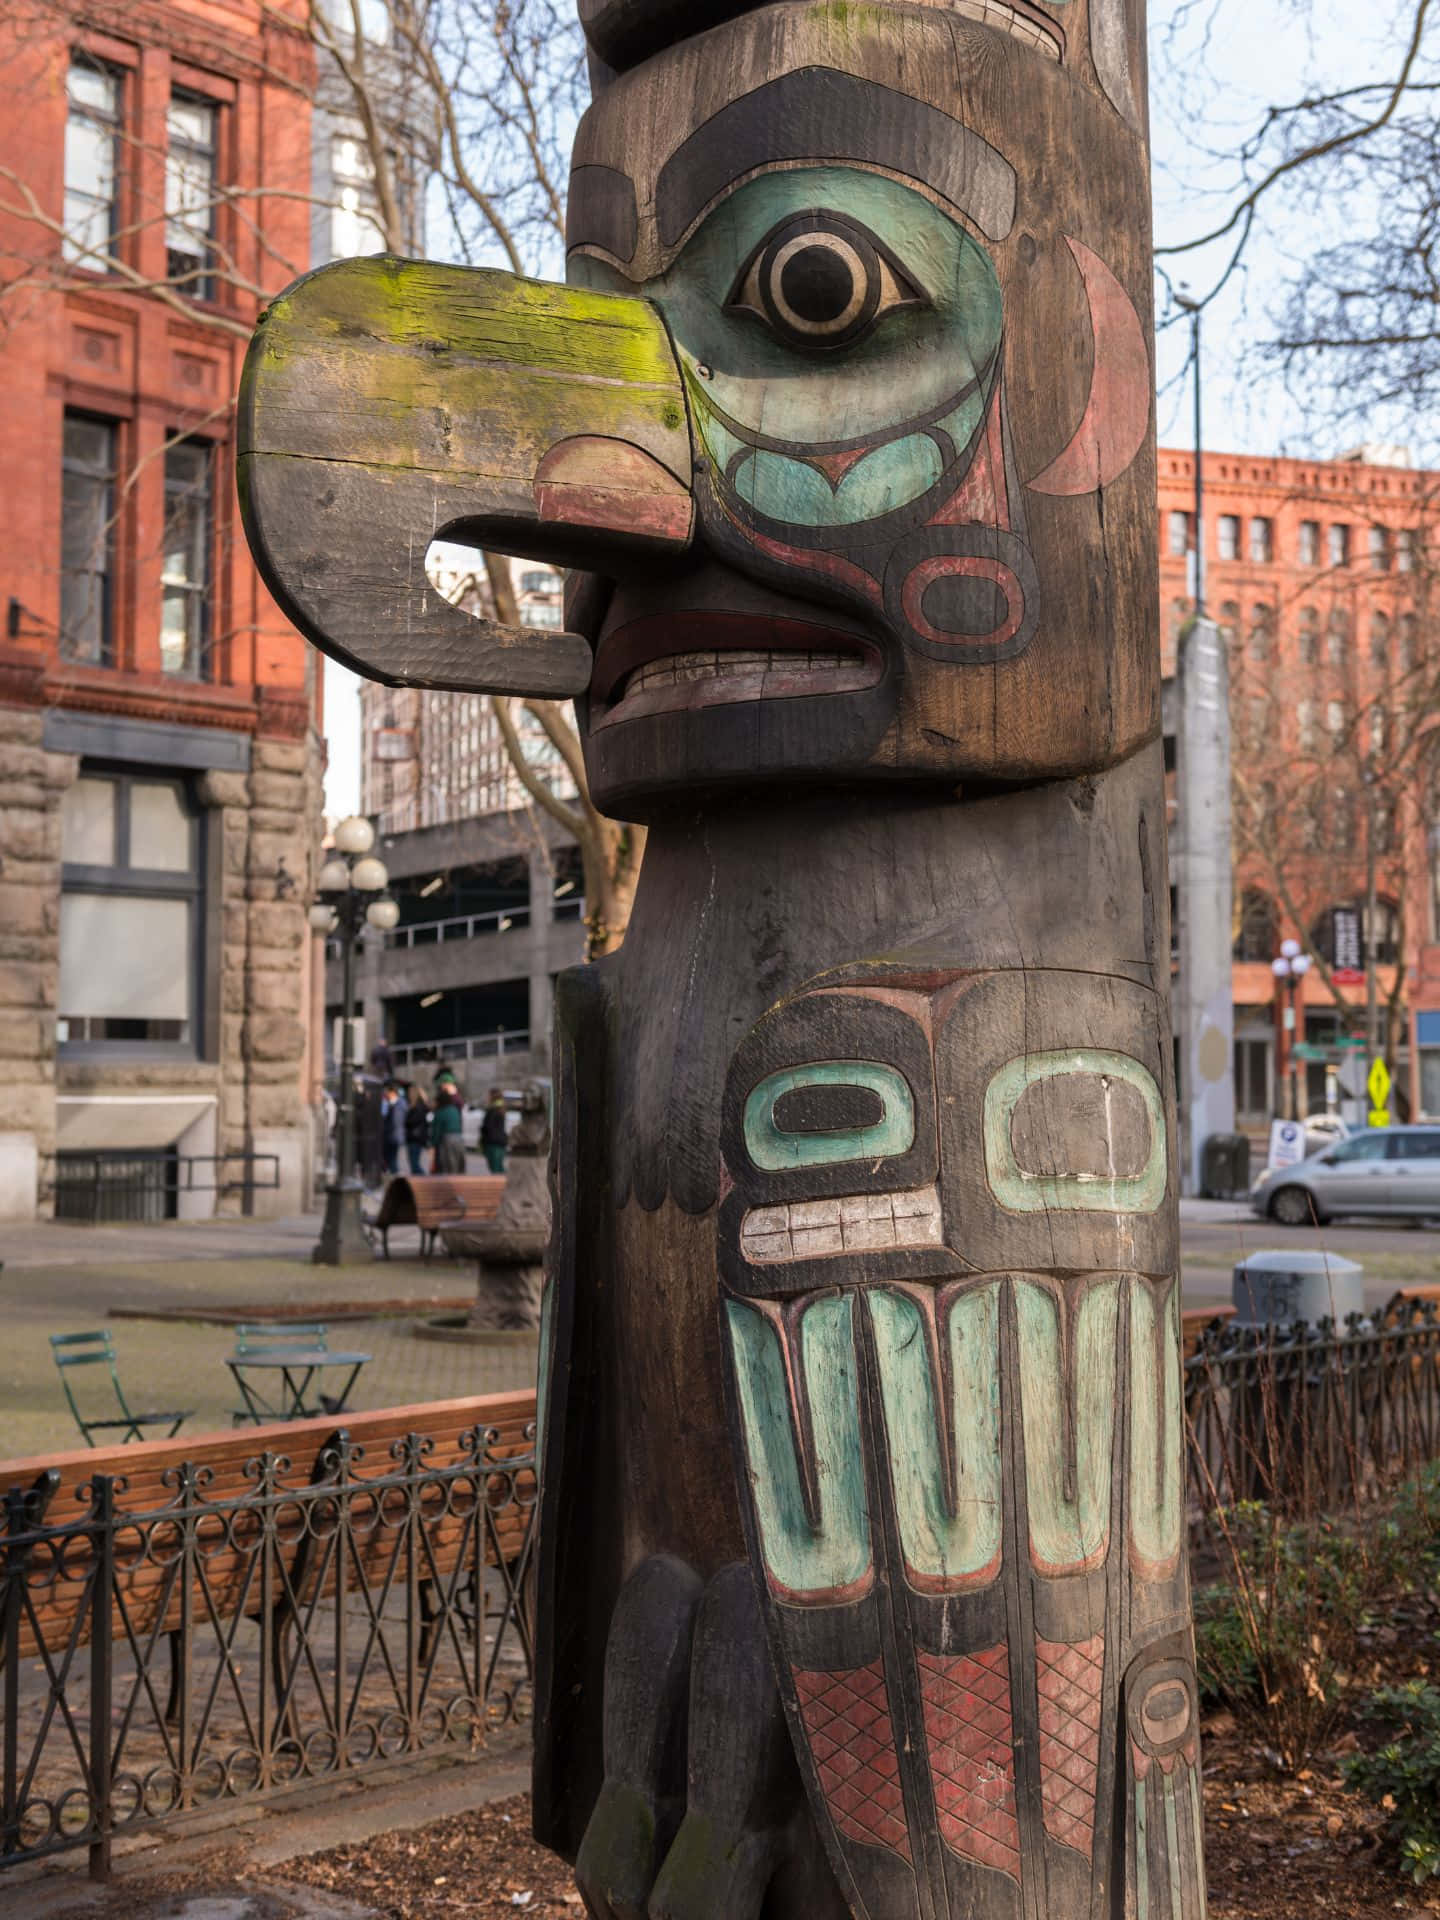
[1185,1300,1440,1518]
[52,1152,281,1224]
[1,1422,535,1879]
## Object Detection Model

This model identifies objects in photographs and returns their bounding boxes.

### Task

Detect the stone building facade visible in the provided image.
[0,0,324,1220]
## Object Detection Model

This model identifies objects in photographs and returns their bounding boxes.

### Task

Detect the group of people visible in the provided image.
[378,1068,469,1177]
[378,1071,510,1179]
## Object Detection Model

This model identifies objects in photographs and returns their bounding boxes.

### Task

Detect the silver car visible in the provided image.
[1251,1124,1440,1224]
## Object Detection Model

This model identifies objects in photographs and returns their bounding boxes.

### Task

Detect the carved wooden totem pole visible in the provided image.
[238,0,1205,1914]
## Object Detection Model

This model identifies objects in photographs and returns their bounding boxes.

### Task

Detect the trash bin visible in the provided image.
[1232,1250,1365,1326]
[1201,1132,1251,1199]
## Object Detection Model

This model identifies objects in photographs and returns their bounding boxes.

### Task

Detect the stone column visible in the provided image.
[527,841,555,1072]
[0,709,73,1218]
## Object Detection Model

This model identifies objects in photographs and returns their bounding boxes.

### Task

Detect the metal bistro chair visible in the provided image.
[228,1322,331,1424]
[49,1330,193,1447]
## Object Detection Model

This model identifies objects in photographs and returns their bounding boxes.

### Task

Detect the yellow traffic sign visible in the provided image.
[1367,1059,1392,1114]
[1370,1109,1392,1129]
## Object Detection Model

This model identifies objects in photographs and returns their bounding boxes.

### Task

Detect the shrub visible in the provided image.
[1343,1681,1440,1884]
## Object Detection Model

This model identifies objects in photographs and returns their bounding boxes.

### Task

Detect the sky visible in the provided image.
[321,0,1414,819]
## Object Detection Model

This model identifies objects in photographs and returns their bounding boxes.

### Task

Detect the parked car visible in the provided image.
[1302,1113,1350,1155]
[1250,1124,1440,1224]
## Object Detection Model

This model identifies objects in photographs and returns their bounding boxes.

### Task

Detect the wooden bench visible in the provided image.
[1182,1303,1236,1360]
[0,1391,537,1675]
[370,1174,507,1260]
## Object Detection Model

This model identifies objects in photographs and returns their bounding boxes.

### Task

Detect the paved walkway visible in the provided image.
[0,1209,536,1460]
[3,1192,1436,1458]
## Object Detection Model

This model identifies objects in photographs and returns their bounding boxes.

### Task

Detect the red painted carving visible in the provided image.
[917,1644,1020,1879]
[792,1661,912,1864]
[1036,1634,1105,1857]
[1026,237,1149,497]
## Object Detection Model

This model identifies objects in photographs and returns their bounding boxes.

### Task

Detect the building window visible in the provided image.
[1249,603,1274,659]
[1233,888,1278,962]
[1166,509,1192,557]
[1297,607,1319,665]
[166,93,218,298]
[1249,516,1274,563]
[1233,1034,1271,1123]
[161,440,213,678]
[1368,525,1391,571]
[1217,514,1241,562]
[1328,522,1351,567]
[1217,599,1240,642]
[1327,609,1350,666]
[58,771,202,1049]
[1399,613,1418,672]
[1396,529,1416,573]
[1298,520,1320,567]
[1333,789,1356,852]
[1369,613,1390,667]
[60,414,117,667]
[331,131,386,258]
[1326,697,1346,736]
[64,58,121,266]
[1297,699,1316,751]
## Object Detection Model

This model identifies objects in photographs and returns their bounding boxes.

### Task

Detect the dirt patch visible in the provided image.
[274,1797,577,1917]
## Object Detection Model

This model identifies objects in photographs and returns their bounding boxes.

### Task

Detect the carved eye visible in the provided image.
[743,1062,916,1169]
[726,213,924,351]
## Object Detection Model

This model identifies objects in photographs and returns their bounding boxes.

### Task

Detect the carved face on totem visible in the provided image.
[713,967,1193,1911]
[567,0,1157,811]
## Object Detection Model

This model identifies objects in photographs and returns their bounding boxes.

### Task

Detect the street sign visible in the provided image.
[1267,1119,1307,1171]
[1370,1110,1392,1128]
[1367,1059,1391,1126]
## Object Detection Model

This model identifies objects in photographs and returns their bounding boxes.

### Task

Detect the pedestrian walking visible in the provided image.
[480,1090,509,1174]
[431,1074,466,1174]
[403,1082,431,1174]
[380,1081,407,1177]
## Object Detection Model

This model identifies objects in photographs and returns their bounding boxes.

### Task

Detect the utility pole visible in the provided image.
[1365,764,1380,1060]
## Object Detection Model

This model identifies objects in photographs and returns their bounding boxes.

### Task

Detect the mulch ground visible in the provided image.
[281,1795,577,1916]
[262,1765,1440,1919]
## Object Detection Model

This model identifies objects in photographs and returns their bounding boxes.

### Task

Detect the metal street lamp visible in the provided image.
[311,816,397,1266]
[1174,288,1204,619]
[1271,938,1313,1122]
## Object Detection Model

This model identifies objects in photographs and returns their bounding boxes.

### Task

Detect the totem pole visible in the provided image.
[238,1,1206,1914]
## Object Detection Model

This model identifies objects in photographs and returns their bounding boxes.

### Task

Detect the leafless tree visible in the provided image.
[309,0,644,956]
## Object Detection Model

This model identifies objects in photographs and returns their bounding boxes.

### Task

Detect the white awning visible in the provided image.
[55,1096,217,1151]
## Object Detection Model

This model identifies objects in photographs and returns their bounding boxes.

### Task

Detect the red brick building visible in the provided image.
[1158,445,1440,1127]
[0,1,325,1219]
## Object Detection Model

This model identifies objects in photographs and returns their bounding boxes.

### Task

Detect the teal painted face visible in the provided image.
[571,167,1029,663]
[640,169,1004,533]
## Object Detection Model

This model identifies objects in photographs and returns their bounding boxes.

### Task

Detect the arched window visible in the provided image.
[1232,888,1278,961]
[1311,900,1401,968]
[1218,599,1240,643]
[1369,611,1390,668]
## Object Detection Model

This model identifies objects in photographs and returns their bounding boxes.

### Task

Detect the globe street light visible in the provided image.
[312,817,396,1265]
[1272,938,1313,1122]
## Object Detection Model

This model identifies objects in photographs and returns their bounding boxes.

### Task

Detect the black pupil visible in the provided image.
[778,244,856,325]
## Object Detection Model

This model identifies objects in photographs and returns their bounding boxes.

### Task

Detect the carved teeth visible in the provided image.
[953,0,1061,58]
[622,649,863,699]
[740,1186,943,1264]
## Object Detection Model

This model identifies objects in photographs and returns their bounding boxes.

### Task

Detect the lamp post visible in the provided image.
[1271,938,1313,1122]
[1175,289,1204,619]
[309,815,399,1265]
